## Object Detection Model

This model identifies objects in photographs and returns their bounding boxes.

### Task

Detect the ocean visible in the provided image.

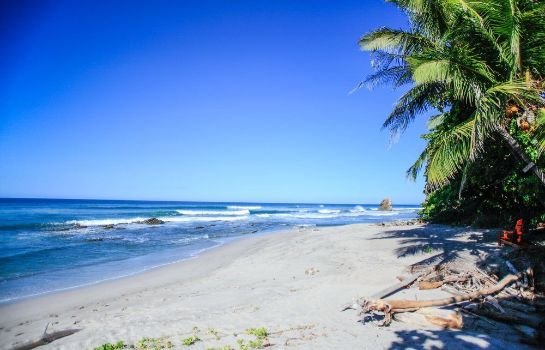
[0,198,419,303]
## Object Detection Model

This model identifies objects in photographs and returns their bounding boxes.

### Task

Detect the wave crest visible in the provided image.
[176,209,250,216]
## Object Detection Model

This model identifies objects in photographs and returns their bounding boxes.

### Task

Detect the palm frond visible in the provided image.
[360,65,412,89]
[359,28,435,55]
[425,118,475,190]
[383,83,443,133]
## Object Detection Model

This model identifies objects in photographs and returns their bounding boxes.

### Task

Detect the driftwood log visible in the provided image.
[394,308,464,329]
[352,269,529,326]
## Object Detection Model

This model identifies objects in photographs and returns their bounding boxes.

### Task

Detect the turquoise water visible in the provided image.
[0,198,419,303]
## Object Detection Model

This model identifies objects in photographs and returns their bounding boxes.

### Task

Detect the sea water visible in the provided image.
[0,198,419,303]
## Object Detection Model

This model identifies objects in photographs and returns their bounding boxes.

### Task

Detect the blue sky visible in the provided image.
[0,0,427,204]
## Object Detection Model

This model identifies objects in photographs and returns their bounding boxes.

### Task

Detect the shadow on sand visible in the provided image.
[366,224,540,349]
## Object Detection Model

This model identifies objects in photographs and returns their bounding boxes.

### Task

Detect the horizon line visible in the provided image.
[0,197,421,206]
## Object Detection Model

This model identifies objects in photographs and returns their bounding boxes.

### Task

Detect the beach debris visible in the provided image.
[378,198,392,211]
[354,269,528,325]
[370,273,422,299]
[393,308,463,329]
[10,323,81,350]
[378,219,422,227]
[305,267,320,275]
[344,247,545,343]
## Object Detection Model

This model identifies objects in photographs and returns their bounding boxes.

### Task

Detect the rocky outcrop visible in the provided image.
[378,198,393,211]
[140,218,165,225]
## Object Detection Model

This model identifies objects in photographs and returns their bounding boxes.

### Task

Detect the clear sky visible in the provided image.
[0,0,427,204]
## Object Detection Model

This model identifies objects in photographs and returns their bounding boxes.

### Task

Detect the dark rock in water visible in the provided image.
[378,198,393,211]
[141,218,165,225]
[103,224,115,229]
[195,226,205,229]
[74,223,88,229]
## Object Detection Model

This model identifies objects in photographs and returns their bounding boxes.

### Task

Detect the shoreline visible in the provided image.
[0,233,245,306]
[1,222,525,350]
[0,225,316,306]
[0,225,296,322]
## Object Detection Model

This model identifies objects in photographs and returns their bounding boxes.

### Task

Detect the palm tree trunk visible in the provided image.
[497,128,545,187]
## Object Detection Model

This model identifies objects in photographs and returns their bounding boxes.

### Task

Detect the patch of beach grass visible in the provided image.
[181,335,201,346]
[136,337,174,350]
[93,341,126,350]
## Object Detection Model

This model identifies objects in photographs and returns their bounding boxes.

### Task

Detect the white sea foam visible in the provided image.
[176,209,250,216]
[255,209,399,220]
[352,211,398,216]
[318,209,341,214]
[161,216,248,222]
[226,205,262,210]
[67,217,149,226]
[350,205,366,213]
[171,234,209,244]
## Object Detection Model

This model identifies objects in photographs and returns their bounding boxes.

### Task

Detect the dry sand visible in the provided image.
[0,223,532,349]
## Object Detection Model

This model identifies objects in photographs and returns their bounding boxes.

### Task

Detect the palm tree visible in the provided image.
[360,0,545,191]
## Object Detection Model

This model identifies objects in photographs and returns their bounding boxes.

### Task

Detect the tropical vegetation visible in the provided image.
[360,0,545,227]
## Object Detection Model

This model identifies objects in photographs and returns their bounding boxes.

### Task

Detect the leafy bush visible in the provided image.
[421,135,545,228]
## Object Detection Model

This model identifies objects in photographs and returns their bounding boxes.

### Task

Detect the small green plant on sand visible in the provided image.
[423,246,433,254]
[136,337,174,350]
[94,341,126,350]
[208,328,220,340]
[245,328,268,339]
[182,335,201,346]
[236,327,269,350]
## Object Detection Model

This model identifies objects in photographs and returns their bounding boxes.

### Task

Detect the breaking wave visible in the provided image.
[176,209,250,216]
[226,205,262,210]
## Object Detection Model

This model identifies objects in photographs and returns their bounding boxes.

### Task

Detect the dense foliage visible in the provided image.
[361,0,545,227]
[420,135,545,227]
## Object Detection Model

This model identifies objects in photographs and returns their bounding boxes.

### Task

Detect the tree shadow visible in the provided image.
[369,224,503,271]
[367,224,542,349]
[388,325,533,350]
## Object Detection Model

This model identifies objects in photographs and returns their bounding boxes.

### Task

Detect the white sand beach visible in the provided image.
[0,223,532,349]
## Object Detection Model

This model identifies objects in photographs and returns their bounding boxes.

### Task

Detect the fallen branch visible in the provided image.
[418,275,469,290]
[370,273,422,299]
[355,269,529,326]
[342,272,422,311]
[10,324,81,350]
[394,309,463,329]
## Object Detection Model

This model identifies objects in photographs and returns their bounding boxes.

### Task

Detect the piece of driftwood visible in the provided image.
[341,273,423,312]
[10,323,81,350]
[369,273,422,300]
[393,309,463,329]
[441,284,463,296]
[356,269,528,326]
[419,281,443,290]
[484,296,505,313]
[418,275,469,290]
